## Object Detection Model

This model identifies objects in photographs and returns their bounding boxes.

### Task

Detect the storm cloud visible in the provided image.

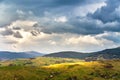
[89,0,120,23]
[0,0,120,52]
[0,0,119,35]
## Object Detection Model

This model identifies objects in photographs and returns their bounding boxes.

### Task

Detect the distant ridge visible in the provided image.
[0,51,43,60]
[44,47,120,60]
[44,51,91,59]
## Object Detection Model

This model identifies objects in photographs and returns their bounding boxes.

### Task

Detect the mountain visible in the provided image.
[44,51,91,59]
[44,47,120,60]
[88,47,120,60]
[0,51,43,60]
[1,47,120,61]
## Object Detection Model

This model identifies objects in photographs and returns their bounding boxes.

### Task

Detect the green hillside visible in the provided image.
[0,57,82,66]
[0,57,119,80]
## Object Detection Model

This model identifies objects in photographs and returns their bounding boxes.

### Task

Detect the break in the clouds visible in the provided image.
[0,0,120,53]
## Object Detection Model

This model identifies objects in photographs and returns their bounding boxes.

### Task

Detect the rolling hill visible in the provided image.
[44,51,91,59]
[0,58,119,80]
[44,47,120,60]
[0,51,43,60]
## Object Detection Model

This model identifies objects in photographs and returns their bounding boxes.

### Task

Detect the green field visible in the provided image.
[0,57,120,80]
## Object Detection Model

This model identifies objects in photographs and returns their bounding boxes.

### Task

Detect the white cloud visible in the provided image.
[54,16,68,23]
[0,24,119,53]
[66,35,100,45]
[7,20,37,31]
[1,31,116,53]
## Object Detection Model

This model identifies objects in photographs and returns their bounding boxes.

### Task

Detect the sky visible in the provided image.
[0,0,120,53]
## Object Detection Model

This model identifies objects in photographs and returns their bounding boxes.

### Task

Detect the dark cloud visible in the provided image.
[89,0,120,23]
[0,28,23,38]
[1,0,120,36]
[1,0,120,52]
[1,0,105,17]
[12,27,21,30]
[103,35,120,43]
[103,22,120,32]
[53,0,90,7]
[2,0,82,10]
[96,32,120,43]
[0,28,14,36]
[13,31,23,38]
[4,0,97,7]
[36,16,120,35]
[31,30,40,36]
[36,17,103,35]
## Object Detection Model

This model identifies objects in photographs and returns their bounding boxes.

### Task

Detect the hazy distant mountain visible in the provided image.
[0,51,43,60]
[44,47,120,60]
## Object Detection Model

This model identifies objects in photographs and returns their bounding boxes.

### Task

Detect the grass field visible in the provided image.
[0,57,120,80]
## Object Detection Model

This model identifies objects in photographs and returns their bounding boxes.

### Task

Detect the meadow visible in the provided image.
[0,57,120,80]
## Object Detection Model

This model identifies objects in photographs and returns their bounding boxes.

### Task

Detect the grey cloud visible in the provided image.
[89,0,120,23]
[35,16,120,35]
[96,32,120,43]
[37,17,103,35]
[103,21,120,32]
[31,30,40,36]
[12,27,21,30]
[0,3,18,27]
[13,31,23,38]
[4,0,101,7]
[1,0,105,17]
[0,28,14,36]
[0,0,106,28]
[103,35,120,43]
[1,0,120,36]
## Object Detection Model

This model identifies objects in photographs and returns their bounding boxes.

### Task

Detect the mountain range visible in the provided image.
[0,51,43,60]
[0,47,120,61]
[44,47,120,60]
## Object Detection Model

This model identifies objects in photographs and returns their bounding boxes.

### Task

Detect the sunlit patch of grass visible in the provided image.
[43,61,102,69]
[0,57,82,67]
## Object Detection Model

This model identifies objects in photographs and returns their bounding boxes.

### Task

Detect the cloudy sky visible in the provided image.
[0,0,120,53]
